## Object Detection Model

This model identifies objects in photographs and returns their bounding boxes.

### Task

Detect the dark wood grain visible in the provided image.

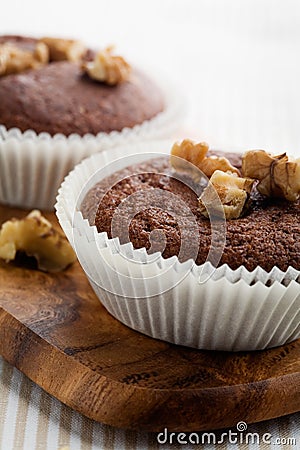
[0,204,299,432]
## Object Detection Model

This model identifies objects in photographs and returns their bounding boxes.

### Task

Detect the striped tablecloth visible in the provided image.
[0,357,299,450]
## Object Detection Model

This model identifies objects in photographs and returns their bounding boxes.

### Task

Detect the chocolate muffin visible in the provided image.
[0,35,164,136]
[81,152,300,272]
[56,140,300,351]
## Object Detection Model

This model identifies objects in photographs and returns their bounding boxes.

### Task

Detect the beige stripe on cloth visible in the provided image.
[0,360,14,442]
[12,375,33,449]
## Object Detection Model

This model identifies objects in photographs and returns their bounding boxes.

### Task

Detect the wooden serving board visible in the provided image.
[0,204,299,432]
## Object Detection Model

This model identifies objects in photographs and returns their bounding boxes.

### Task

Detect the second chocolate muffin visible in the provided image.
[0,35,164,136]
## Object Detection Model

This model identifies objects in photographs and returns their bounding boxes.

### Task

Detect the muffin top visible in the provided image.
[0,35,164,136]
[81,151,300,273]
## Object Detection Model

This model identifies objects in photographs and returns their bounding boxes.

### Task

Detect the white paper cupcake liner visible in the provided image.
[55,140,300,351]
[0,72,184,210]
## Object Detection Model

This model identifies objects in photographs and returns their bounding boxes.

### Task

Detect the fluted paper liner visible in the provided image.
[55,140,300,351]
[0,72,183,210]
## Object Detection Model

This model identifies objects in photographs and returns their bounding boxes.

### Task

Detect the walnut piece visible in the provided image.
[199,170,254,219]
[0,42,49,76]
[82,46,131,85]
[0,210,76,272]
[242,150,300,201]
[171,139,240,179]
[40,37,86,62]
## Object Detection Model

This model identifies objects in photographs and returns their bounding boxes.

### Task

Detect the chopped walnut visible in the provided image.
[40,37,86,62]
[242,150,300,201]
[171,139,240,180]
[82,46,131,85]
[0,42,49,76]
[34,42,49,64]
[0,210,76,272]
[171,140,209,171]
[199,170,254,219]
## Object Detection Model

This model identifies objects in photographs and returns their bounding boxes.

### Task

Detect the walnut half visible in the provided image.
[82,46,131,85]
[171,139,240,180]
[40,37,86,62]
[199,170,254,219]
[0,210,76,272]
[242,150,300,201]
[0,42,49,76]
